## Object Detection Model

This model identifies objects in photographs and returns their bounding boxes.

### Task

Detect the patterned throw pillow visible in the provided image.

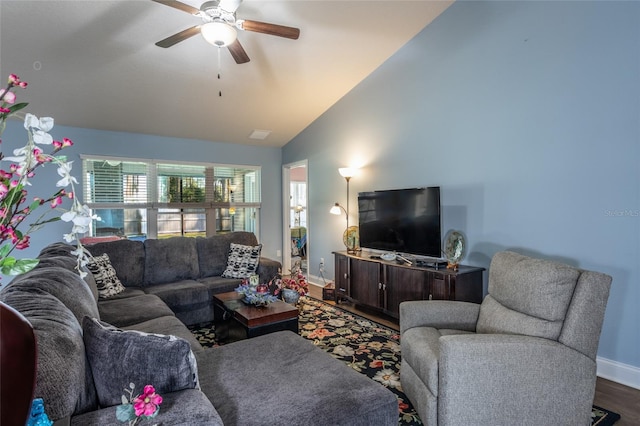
[86,253,126,298]
[221,243,262,279]
[82,317,199,407]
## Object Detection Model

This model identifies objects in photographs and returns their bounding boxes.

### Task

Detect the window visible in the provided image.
[82,156,261,240]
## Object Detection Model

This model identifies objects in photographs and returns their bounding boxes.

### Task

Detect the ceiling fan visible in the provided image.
[151,0,300,64]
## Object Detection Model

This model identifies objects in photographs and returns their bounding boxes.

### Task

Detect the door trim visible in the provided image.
[282,160,308,274]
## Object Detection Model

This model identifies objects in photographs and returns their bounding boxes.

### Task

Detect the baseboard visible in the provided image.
[308,275,327,287]
[597,356,640,390]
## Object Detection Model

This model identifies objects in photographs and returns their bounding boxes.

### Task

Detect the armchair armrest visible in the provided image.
[438,333,596,424]
[256,257,281,284]
[399,300,480,334]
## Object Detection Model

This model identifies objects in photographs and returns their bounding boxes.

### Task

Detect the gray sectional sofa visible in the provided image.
[0,232,398,425]
[84,231,281,326]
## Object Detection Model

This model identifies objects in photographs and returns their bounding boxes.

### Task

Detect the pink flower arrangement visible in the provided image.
[271,263,309,296]
[0,72,96,278]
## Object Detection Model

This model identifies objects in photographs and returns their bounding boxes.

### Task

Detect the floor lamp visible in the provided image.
[330,167,358,253]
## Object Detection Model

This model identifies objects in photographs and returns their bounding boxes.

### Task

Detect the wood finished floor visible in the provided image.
[308,285,640,425]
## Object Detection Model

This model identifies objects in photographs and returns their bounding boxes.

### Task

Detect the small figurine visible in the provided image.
[27,398,53,426]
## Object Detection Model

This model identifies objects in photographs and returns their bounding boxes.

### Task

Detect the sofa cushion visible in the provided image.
[143,280,212,326]
[477,251,580,339]
[86,253,126,299]
[144,237,200,285]
[86,239,145,287]
[221,243,262,279]
[196,232,258,278]
[37,242,77,258]
[102,286,146,300]
[5,267,99,323]
[70,389,223,426]
[83,317,199,407]
[98,294,175,328]
[0,289,98,421]
[121,315,204,353]
[198,275,244,295]
[34,253,99,302]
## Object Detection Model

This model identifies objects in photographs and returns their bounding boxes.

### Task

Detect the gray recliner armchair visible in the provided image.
[399,251,612,426]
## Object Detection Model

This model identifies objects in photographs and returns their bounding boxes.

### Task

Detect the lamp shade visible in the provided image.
[201,22,237,47]
[330,203,342,215]
[338,167,357,179]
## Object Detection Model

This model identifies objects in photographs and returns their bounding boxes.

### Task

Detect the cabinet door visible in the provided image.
[334,253,350,299]
[385,266,427,317]
[350,260,381,308]
[427,271,451,300]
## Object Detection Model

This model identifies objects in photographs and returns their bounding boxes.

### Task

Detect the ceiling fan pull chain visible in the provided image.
[217,46,223,97]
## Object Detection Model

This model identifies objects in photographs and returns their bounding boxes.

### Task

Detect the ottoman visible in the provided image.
[196,331,398,425]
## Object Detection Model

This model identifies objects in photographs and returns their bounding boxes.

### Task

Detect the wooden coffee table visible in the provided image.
[213,291,299,342]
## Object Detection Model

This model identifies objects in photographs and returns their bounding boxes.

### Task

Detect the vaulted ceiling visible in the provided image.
[0,1,452,147]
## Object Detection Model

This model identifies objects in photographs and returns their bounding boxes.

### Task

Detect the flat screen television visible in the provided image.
[358,187,441,258]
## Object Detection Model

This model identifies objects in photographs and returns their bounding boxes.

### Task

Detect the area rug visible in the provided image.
[190,296,620,425]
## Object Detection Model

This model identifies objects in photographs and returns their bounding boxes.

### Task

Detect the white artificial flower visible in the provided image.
[56,161,78,187]
[3,147,27,166]
[24,114,54,145]
[63,233,76,243]
[2,154,26,164]
[62,204,98,235]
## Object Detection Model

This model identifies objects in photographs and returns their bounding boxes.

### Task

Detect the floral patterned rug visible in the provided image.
[190,296,620,426]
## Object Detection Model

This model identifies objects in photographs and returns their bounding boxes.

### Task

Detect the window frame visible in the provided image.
[81,154,261,239]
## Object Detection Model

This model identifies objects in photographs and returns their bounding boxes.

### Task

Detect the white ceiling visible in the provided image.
[0,0,452,147]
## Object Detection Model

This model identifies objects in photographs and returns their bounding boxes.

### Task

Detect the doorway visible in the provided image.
[282,160,308,275]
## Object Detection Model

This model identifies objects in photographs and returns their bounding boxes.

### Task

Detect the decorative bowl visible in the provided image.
[235,284,279,306]
[380,253,396,261]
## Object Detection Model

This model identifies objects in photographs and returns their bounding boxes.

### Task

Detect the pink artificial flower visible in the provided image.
[0,170,12,179]
[133,385,162,417]
[50,196,63,208]
[0,89,16,104]
[52,137,73,150]
[8,74,20,84]
[15,235,30,250]
[0,107,10,113]
[33,148,50,163]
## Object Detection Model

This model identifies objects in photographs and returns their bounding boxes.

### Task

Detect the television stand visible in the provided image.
[333,250,484,318]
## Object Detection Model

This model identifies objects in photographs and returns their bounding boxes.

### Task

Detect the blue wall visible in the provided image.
[1,122,283,267]
[283,1,639,369]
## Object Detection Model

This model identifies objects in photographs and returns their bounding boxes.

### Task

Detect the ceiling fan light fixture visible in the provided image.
[201,21,237,47]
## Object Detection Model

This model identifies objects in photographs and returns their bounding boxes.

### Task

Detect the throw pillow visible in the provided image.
[82,317,199,407]
[221,243,262,279]
[86,253,126,299]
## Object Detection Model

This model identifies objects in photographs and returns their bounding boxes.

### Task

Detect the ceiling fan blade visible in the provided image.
[241,20,300,40]
[151,0,200,15]
[227,39,250,64]
[219,0,242,13]
[155,26,201,48]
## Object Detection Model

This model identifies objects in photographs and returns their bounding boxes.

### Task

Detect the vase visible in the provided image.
[281,288,300,304]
